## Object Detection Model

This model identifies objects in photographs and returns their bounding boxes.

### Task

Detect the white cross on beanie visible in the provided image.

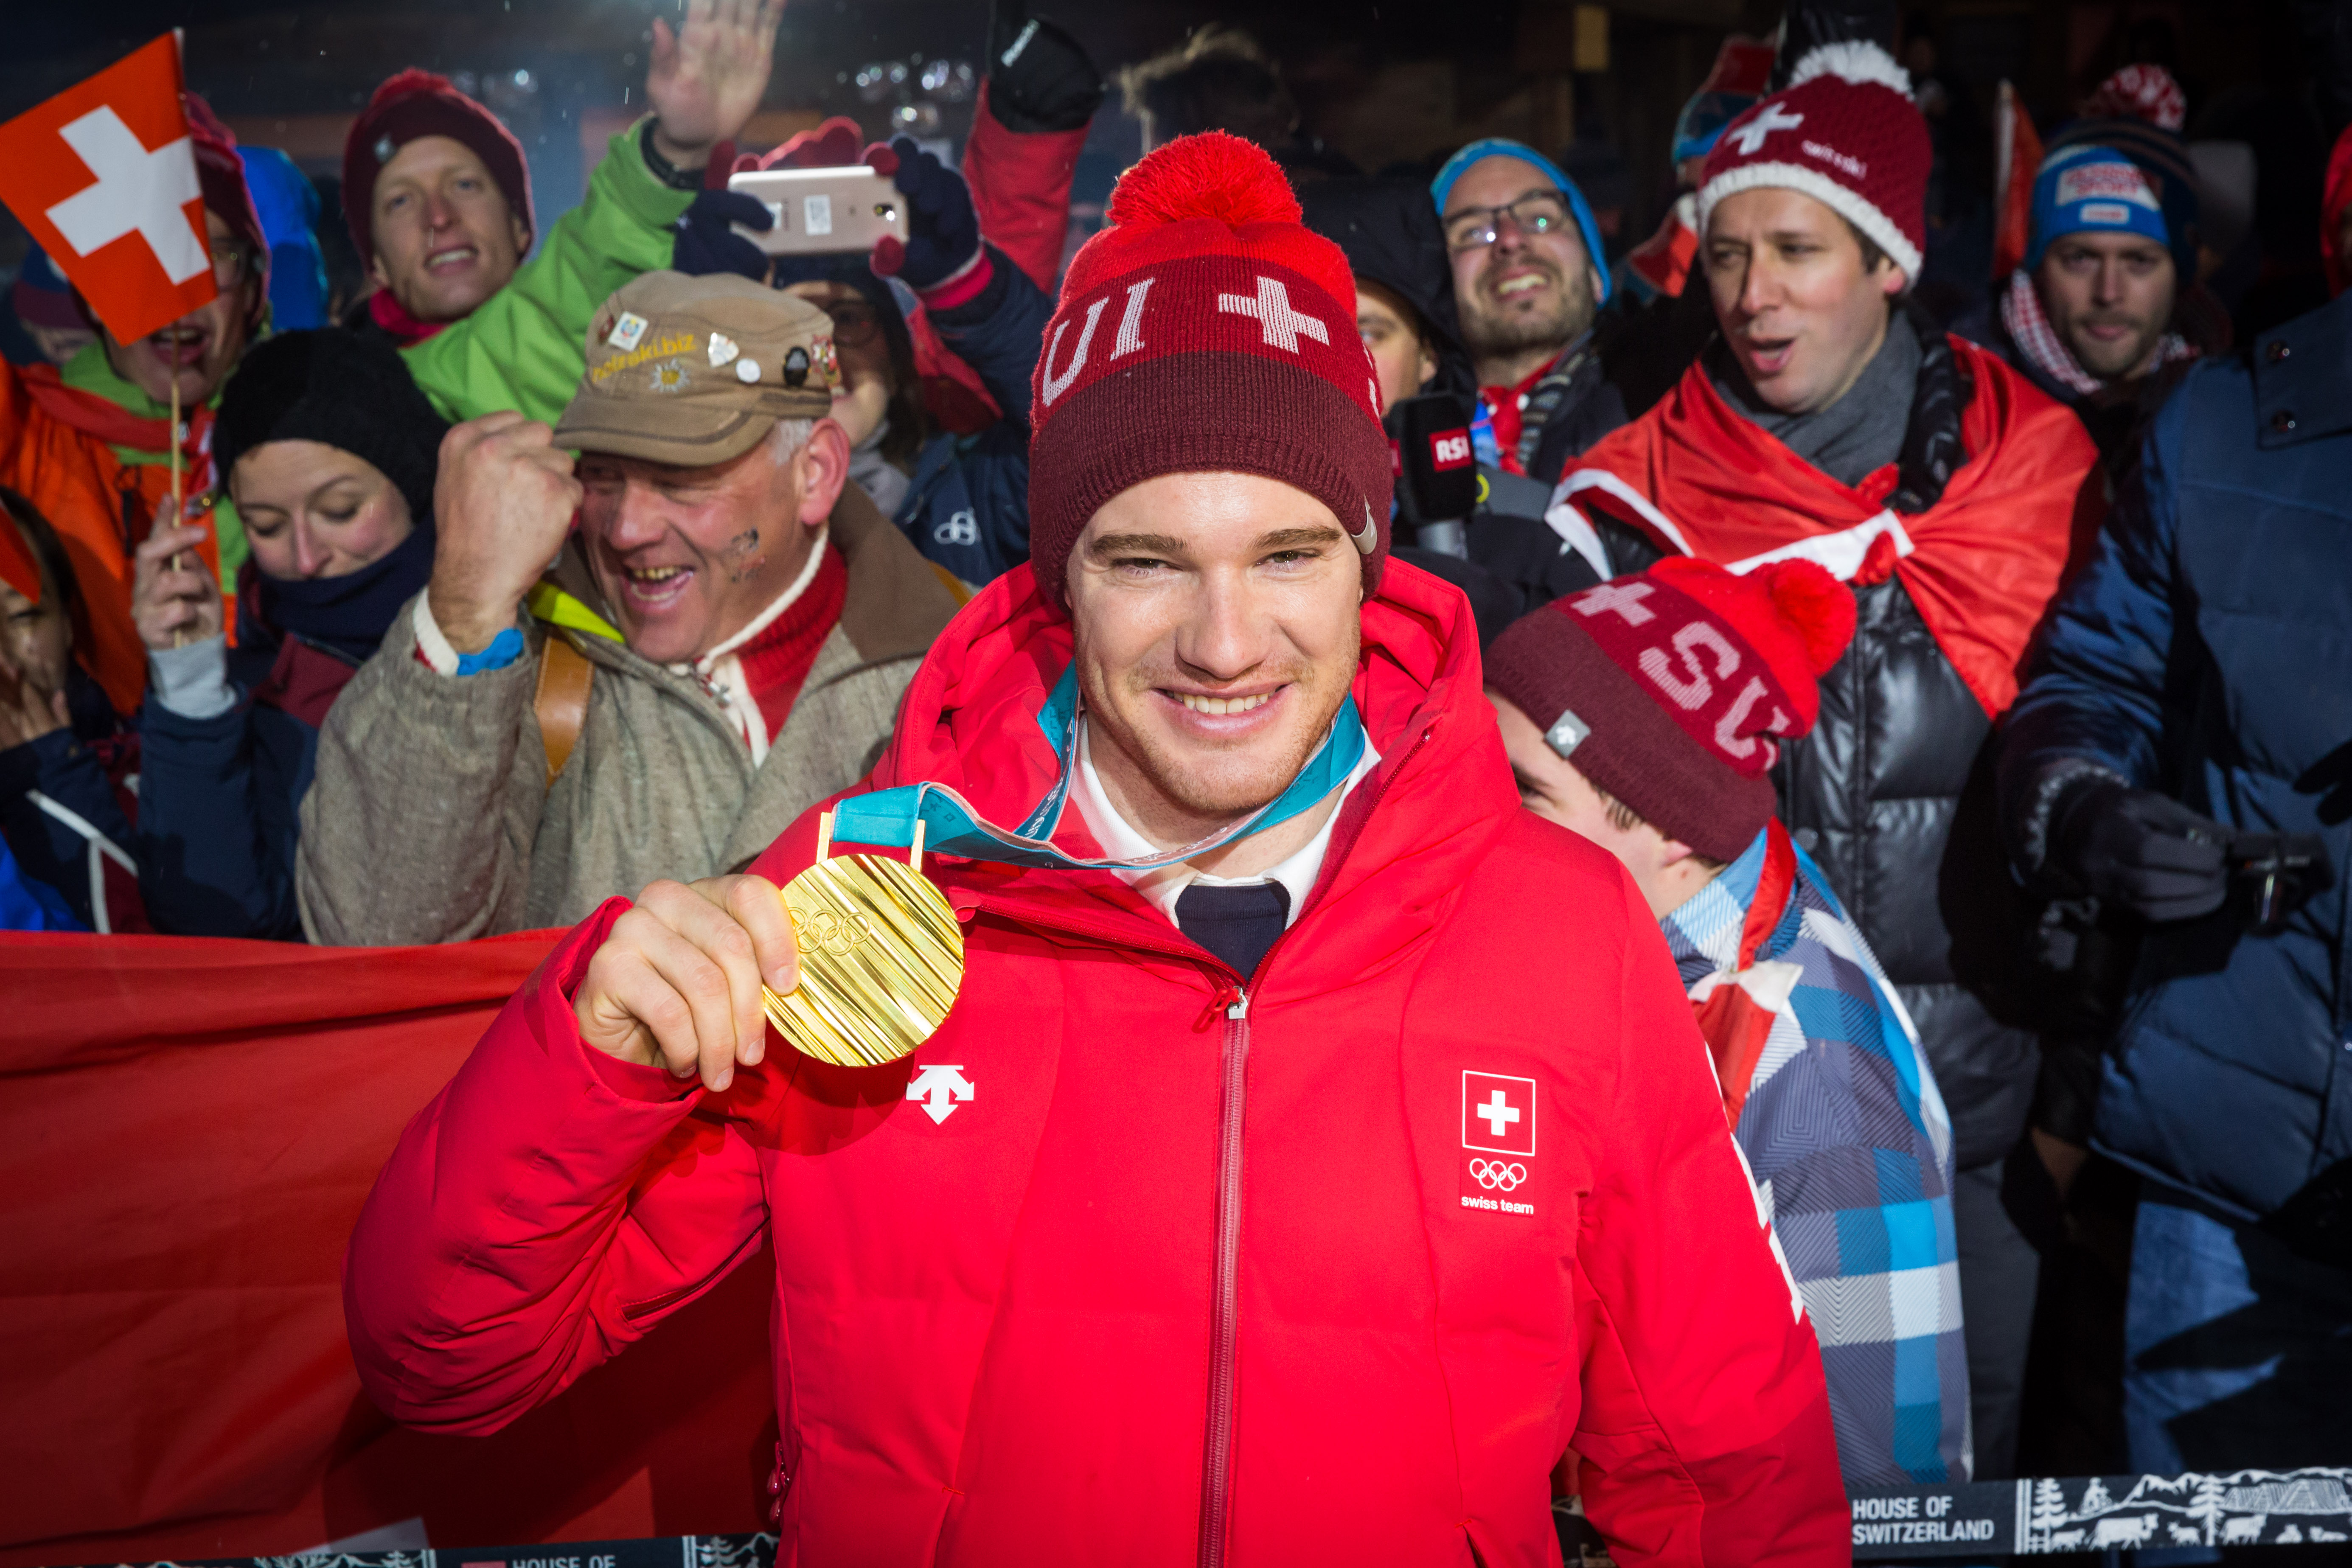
[1695,41,1930,283]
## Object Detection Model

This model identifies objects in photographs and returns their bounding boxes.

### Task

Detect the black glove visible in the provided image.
[867,136,981,291]
[671,189,773,282]
[985,3,1105,135]
[2054,780,2230,923]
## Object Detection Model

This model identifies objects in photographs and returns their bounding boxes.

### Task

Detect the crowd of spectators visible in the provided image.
[3,0,2349,1533]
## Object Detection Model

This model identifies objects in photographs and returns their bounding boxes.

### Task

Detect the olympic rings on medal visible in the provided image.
[1468,1158,1528,1191]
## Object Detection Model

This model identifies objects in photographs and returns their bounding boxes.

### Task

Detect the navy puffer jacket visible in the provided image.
[1999,288,2352,1220]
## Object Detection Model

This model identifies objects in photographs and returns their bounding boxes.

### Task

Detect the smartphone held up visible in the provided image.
[727,165,910,256]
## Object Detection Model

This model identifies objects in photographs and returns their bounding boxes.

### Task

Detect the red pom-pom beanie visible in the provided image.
[1025,132,1395,612]
[1484,557,1856,862]
[342,70,535,264]
[1695,41,1929,282]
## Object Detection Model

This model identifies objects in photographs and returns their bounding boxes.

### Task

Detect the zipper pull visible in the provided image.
[1227,990,1250,1021]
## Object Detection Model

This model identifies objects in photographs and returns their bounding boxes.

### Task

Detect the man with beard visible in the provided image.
[1433,139,1626,485]
[343,132,1848,1563]
[1959,67,2220,482]
[1545,41,2102,1481]
[295,275,960,945]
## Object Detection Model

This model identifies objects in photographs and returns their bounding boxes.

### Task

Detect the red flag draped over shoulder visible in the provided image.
[1549,337,2102,717]
[0,931,775,1563]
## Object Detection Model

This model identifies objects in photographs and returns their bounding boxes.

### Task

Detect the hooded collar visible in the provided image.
[863,556,1518,984]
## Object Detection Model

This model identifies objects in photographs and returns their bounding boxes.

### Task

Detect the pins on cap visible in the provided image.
[736,359,762,384]
[707,332,740,368]
[373,135,397,163]
[606,311,649,351]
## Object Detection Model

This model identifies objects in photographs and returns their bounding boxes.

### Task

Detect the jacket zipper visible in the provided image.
[965,720,1440,1568]
[1198,987,1250,1568]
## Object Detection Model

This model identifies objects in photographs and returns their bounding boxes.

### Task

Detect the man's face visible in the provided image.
[102,210,259,407]
[1356,282,1437,415]
[578,434,812,665]
[1704,186,1903,415]
[230,440,416,581]
[1443,155,1602,367]
[368,135,530,324]
[1067,471,1364,845]
[2035,231,2178,383]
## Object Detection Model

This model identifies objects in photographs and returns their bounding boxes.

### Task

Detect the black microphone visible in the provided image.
[1385,392,1480,552]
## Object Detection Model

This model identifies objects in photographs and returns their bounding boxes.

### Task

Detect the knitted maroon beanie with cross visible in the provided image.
[1485,557,1855,862]
[1024,132,1395,612]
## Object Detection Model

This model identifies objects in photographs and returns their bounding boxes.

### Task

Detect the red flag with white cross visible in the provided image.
[0,33,219,344]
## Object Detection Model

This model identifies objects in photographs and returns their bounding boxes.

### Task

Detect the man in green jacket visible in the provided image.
[348,0,785,427]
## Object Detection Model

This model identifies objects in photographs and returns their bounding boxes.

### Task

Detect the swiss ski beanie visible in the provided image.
[1696,41,1929,282]
[1024,132,1394,612]
[1485,557,1855,861]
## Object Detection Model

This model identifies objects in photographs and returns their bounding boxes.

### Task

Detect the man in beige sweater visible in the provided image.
[298,272,960,945]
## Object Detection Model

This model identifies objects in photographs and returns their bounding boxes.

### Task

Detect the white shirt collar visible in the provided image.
[668,528,829,764]
[1068,715,1380,932]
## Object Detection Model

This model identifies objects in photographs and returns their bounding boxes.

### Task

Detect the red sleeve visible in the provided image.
[343,898,772,1434]
[1570,874,1848,1565]
[962,79,1087,294]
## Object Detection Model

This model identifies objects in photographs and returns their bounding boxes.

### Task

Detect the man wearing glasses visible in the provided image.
[1431,139,1627,485]
[0,97,272,722]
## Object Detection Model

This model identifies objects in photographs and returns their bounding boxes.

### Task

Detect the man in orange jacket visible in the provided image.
[348,134,1849,1564]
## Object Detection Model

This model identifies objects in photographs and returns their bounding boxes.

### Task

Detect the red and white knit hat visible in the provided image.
[1484,557,1855,862]
[1025,132,1394,612]
[1695,41,1929,282]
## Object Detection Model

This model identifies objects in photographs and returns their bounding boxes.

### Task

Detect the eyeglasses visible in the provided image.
[210,240,250,286]
[823,301,881,347]
[1444,191,1576,253]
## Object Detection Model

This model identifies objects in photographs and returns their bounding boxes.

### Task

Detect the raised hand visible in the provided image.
[575,873,802,1091]
[864,136,981,290]
[647,0,787,171]
[131,523,224,651]
[426,412,581,654]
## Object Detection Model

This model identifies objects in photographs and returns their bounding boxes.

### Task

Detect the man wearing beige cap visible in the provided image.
[297,272,962,945]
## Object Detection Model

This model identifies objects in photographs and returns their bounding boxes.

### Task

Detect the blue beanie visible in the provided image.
[1431,139,1612,306]
[2032,123,2198,275]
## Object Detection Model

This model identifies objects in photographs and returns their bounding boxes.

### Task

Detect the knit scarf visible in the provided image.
[1998,268,2195,398]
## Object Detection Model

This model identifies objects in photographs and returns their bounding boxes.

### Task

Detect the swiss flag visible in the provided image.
[0,33,219,344]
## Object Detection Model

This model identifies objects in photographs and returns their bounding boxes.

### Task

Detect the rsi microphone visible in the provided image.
[1385,392,1480,552]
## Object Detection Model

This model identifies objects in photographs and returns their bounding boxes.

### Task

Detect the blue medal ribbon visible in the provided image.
[831,665,1369,872]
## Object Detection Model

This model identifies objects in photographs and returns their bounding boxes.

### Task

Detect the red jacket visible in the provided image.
[344,561,1847,1565]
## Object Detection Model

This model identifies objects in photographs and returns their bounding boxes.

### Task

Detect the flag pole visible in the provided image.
[169,373,187,648]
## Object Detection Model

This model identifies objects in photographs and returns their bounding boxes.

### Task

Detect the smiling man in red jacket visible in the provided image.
[345,133,1847,1565]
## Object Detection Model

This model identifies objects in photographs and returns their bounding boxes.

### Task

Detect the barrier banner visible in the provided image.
[0,932,776,1568]
[1849,1470,2352,1557]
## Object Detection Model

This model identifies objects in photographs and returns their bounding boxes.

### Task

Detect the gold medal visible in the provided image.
[763,813,965,1068]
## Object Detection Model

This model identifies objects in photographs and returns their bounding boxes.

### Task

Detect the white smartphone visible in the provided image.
[726,165,910,256]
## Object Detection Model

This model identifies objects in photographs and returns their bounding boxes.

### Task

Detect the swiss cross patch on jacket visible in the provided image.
[346,561,1847,1565]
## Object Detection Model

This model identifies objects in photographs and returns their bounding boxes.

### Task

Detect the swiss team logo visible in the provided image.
[1460,1071,1537,1218]
[1462,1070,1535,1155]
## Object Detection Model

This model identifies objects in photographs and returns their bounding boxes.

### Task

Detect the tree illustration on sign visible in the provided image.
[2030,1478,2070,1546]
[2187,1474,2228,1547]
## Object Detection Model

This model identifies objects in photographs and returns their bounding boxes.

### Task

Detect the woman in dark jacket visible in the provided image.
[126,328,444,937]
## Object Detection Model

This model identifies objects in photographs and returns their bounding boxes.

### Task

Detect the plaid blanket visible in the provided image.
[1660,827,1970,1486]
